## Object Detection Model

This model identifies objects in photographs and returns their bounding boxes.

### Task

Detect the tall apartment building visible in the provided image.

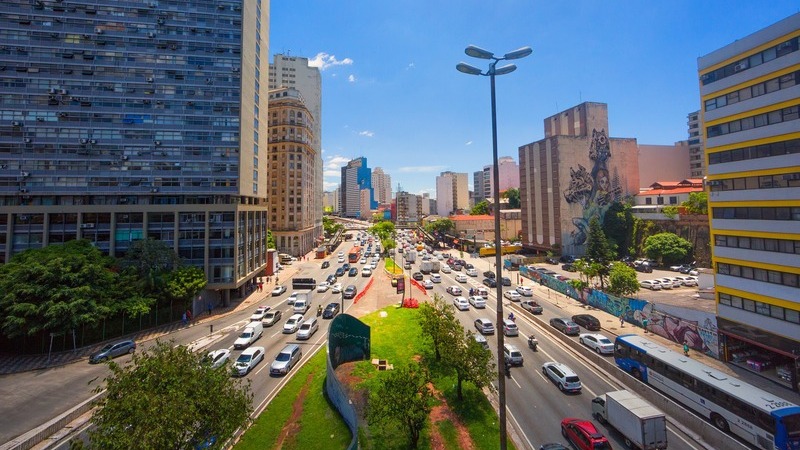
[323,188,339,214]
[340,157,374,218]
[474,156,520,203]
[687,111,706,178]
[371,167,392,204]
[0,0,269,306]
[699,13,800,391]
[435,171,468,216]
[267,87,318,256]
[519,102,639,256]
[473,169,488,203]
[268,54,323,252]
[395,191,423,226]
[637,143,690,188]
[420,192,432,215]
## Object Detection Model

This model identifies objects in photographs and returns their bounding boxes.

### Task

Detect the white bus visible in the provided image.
[614,334,800,450]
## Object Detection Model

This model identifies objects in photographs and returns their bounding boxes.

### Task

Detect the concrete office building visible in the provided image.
[371,167,392,204]
[323,189,339,214]
[473,170,487,203]
[0,0,269,306]
[638,143,690,189]
[473,156,520,203]
[687,111,706,178]
[519,102,639,256]
[435,171,468,216]
[395,191,423,226]
[267,87,319,257]
[699,13,800,391]
[340,157,374,218]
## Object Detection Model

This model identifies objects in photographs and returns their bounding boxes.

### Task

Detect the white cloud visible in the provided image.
[359,130,374,137]
[407,62,415,70]
[323,180,340,191]
[323,169,340,178]
[348,74,356,83]
[397,165,447,173]
[308,52,354,71]
[325,155,350,169]
[465,141,473,146]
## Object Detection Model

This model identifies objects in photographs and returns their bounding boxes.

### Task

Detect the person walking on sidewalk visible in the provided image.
[619,313,625,328]
[683,341,690,356]
[642,316,649,334]
[182,312,188,325]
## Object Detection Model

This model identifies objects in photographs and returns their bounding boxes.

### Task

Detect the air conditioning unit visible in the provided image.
[24,138,31,143]
[80,138,88,144]
[80,223,95,229]
[19,189,28,194]
[89,139,97,144]
[707,180,722,187]
[121,155,129,160]
[119,198,129,204]
[146,77,154,83]
[154,140,162,146]
[148,32,156,38]
[157,18,165,25]
[20,171,29,177]
[734,62,748,72]
[232,67,240,73]
[151,188,159,193]
[18,215,28,220]
[36,117,44,122]
[58,112,68,118]
[12,121,22,127]
[49,88,57,94]
[95,28,103,34]
[59,89,68,95]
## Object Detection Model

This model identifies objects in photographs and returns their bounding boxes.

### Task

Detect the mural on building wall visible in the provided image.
[563,129,623,245]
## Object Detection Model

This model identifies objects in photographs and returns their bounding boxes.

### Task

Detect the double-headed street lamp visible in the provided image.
[457,44,531,450]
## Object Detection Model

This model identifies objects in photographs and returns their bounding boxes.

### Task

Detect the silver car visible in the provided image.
[578,333,614,355]
[89,340,136,363]
[270,344,302,376]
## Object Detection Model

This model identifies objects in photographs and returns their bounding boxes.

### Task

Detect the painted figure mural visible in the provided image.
[564,129,623,245]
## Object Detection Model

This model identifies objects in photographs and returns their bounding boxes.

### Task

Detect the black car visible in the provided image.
[342,263,351,271]
[348,267,358,277]
[562,263,576,272]
[321,261,330,269]
[571,314,601,331]
[634,263,653,273]
[464,263,474,270]
[483,278,497,288]
[559,255,576,263]
[335,267,346,277]
[545,257,558,265]
[483,271,496,279]
[322,302,340,319]
[412,272,424,281]
[343,285,358,299]
[501,277,511,286]
[326,274,337,284]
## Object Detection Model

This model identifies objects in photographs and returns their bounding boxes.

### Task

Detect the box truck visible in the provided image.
[420,261,432,274]
[405,250,417,263]
[591,390,667,450]
[431,261,441,273]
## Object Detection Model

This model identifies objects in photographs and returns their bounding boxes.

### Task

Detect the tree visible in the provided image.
[603,201,634,256]
[683,191,708,215]
[417,294,459,361]
[0,240,122,340]
[366,362,433,449]
[424,218,454,236]
[322,216,344,237]
[470,200,490,215]
[266,229,276,249]
[502,188,520,209]
[606,262,640,297]
[586,216,615,288]
[121,239,181,291]
[163,266,208,309]
[85,341,252,450]
[369,220,395,241]
[444,331,496,401]
[644,232,693,265]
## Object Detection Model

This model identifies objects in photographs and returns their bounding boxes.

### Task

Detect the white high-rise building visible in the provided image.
[372,167,392,204]
[435,171,469,216]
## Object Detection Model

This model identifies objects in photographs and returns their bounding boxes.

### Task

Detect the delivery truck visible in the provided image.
[591,390,667,450]
[431,261,441,273]
[405,250,417,263]
[420,261,432,274]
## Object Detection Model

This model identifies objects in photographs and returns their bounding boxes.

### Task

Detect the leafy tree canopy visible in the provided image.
[417,294,459,361]
[164,266,208,305]
[644,232,693,265]
[444,330,496,401]
[684,191,708,215]
[470,200,490,216]
[369,220,395,241]
[502,188,521,209]
[366,362,433,449]
[424,219,454,235]
[121,239,181,282]
[606,262,640,297]
[603,201,634,256]
[85,341,252,450]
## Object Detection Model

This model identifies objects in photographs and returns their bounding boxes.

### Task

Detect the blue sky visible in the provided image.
[270,1,800,196]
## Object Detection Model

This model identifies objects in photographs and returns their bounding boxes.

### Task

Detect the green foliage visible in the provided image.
[631,218,659,257]
[0,240,122,339]
[424,219,455,235]
[470,200,490,216]
[121,239,181,291]
[602,202,634,255]
[322,216,344,237]
[163,266,207,305]
[683,191,708,215]
[369,220,395,241]
[443,330,496,401]
[661,205,680,219]
[502,188,520,209]
[417,294,459,361]
[366,362,434,449]
[266,229,276,249]
[606,262,640,297]
[86,341,252,450]
[644,232,693,265]
[586,216,615,288]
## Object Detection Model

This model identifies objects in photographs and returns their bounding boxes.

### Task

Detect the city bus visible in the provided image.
[614,334,800,450]
[348,246,361,263]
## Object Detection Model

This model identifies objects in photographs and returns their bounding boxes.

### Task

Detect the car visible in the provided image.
[650,279,670,290]
[446,285,463,295]
[272,285,287,296]
[578,333,614,355]
[571,314,601,331]
[342,263,351,271]
[317,281,331,293]
[270,344,302,376]
[204,349,231,369]
[501,277,511,286]
[323,302,340,319]
[262,309,282,327]
[659,277,682,289]
[296,317,319,340]
[249,305,271,321]
[539,444,569,450]
[89,339,136,363]
[504,344,523,366]
[455,273,468,283]
[404,262,412,269]
[639,280,662,291]
[348,267,358,277]
[634,262,653,273]
[293,298,310,314]
[680,265,697,274]
[338,251,344,257]
[283,313,305,334]
[343,284,358,299]
[466,295,485,308]
[483,278,497,288]
[335,267,346,277]
[361,267,372,277]
[502,319,519,336]
[440,265,451,274]
[516,285,533,296]
[321,261,330,269]
[674,275,697,286]
[465,268,479,277]
[560,255,576,263]
[473,333,489,349]
[545,257,559,265]
[483,270,496,279]
[412,272,424,281]
[234,322,264,349]
[542,362,582,393]
[331,282,343,293]
[453,296,470,311]
[233,346,265,377]
[430,274,442,283]
[451,263,462,271]
[562,263,577,272]
[422,279,434,289]
[474,318,495,335]
[326,274,337,284]
[286,292,301,305]
[550,318,580,335]
[337,256,345,263]
[503,290,521,302]
[521,300,543,314]
[560,418,611,450]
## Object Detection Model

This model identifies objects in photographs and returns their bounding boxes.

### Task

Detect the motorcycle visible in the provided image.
[528,334,538,352]
[316,305,322,317]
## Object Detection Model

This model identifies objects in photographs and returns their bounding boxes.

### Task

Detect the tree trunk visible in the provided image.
[457,376,463,401]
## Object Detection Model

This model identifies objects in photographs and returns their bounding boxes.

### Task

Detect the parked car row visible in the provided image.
[640,275,698,290]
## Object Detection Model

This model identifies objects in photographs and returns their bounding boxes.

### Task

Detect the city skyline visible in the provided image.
[270,1,799,196]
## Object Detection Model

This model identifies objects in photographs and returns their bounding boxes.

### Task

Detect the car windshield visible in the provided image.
[99,344,114,352]
[599,338,612,344]
[236,354,251,363]
[300,324,310,330]
[240,331,252,338]
[276,352,291,362]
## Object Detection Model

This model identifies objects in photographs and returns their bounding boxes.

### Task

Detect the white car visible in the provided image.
[362,267,372,277]
[466,268,479,277]
[503,291,521,302]
[337,256,345,263]
[516,285,533,297]
[650,279,670,290]
[455,274,468,283]
[659,277,682,289]
[271,285,287,296]
[287,292,300,305]
[205,349,231,369]
[331,283,343,293]
[338,251,344,257]
[370,262,378,270]
[249,305,270,322]
[422,279,434,289]
[430,274,442,283]
[468,296,486,308]
[317,282,330,293]
[673,276,697,287]
[283,313,305,334]
[359,258,367,264]
[233,346,264,377]
[639,280,662,291]
[579,333,614,354]
[440,265,452,274]
[453,297,470,311]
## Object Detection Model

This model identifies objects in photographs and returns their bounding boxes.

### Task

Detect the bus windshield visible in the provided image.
[784,412,800,437]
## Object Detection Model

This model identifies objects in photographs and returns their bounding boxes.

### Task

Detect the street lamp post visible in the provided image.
[457,44,531,450]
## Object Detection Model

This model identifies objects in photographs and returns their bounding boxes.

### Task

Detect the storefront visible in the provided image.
[718,317,800,392]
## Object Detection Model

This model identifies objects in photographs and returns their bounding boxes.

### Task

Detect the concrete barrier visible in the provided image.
[0,393,102,450]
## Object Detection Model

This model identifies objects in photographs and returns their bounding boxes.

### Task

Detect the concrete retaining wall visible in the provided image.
[0,393,101,450]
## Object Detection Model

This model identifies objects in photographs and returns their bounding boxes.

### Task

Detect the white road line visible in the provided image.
[507,408,535,450]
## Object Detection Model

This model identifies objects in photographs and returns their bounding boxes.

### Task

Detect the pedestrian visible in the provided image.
[207,302,212,316]
[258,281,263,292]
[186,309,192,321]
[642,316,649,334]
[683,341,690,356]
[182,312,187,325]
[619,313,625,328]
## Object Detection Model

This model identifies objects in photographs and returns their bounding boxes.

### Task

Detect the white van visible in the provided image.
[234,322,263,349]
[293,298,310,314]
[296,317,319,340]
[504,344,523,366]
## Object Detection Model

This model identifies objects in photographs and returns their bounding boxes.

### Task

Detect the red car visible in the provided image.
[561,418,612,450]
